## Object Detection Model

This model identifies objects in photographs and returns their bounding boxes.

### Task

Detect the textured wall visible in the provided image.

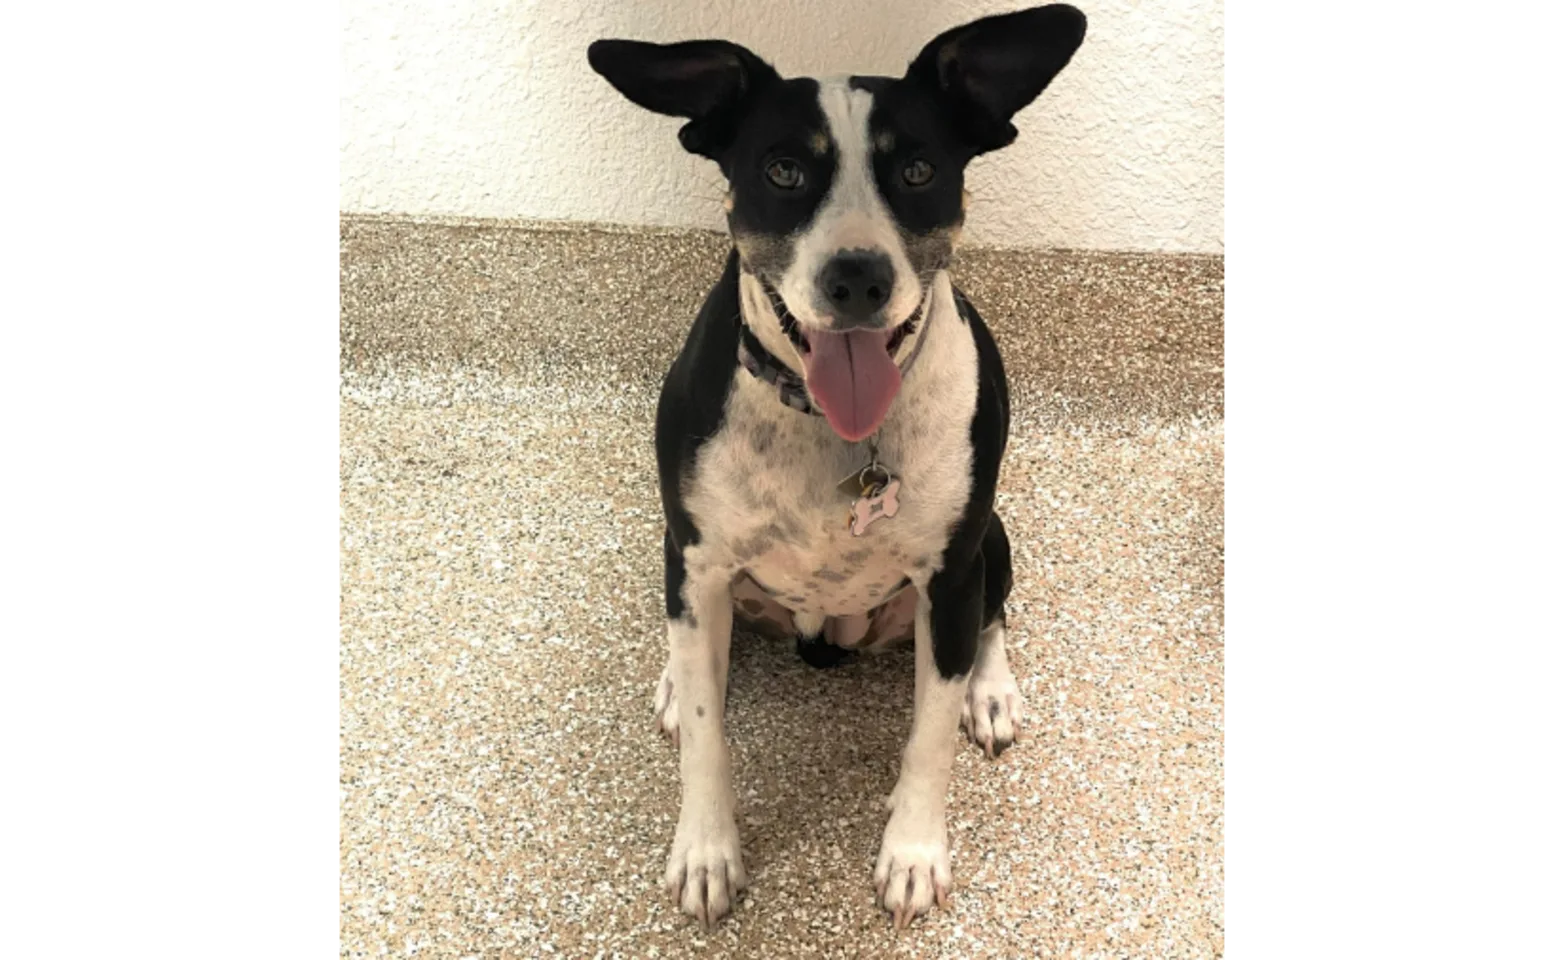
[341,1,1222,253]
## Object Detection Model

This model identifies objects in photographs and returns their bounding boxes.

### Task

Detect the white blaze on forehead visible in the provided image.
[776,78,922,329]
[816,80,883,246]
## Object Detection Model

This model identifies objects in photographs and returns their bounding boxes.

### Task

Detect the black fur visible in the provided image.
[905,5,1088,155]
[656,251,744,620]
[586,39,783,162]
[664,528,690,622]
[588,40,835,278]
[719,78,836,254]
[853,74,969,238]
[981,512,1014,629]
[796,633,858,669]
[927,294,1012,679]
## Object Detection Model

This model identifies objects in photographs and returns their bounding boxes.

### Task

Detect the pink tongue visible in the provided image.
[800,329,901,441]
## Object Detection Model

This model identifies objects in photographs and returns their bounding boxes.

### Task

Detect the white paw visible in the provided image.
[665,812,747,928]
[653,661,680,746]
[874,806,952,929]
[961,669,1023,759]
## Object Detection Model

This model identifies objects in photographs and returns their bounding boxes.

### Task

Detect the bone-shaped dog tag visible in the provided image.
[849,478,901,537]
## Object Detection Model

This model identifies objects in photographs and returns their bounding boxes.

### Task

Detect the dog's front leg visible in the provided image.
[875,559,982,927]
[663,561,746,928]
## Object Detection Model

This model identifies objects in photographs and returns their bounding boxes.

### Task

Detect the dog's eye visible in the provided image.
[902,159,935,187]
[765,159,804,190]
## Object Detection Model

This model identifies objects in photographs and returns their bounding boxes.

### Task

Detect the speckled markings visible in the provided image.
[340,215,1224,958]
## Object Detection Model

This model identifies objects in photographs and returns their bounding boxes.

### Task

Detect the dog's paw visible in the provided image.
[874,806,953,929]
[653,661,679,746]
[961,670,1023,759]
[665,813,747,929]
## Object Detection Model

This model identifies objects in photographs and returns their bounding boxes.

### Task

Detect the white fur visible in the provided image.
[961,620,1025,757]
[874,592,967,923]
[776,79,924,333]
[682,270,976,613]
[663,577,747,926]
[739,270,802,374]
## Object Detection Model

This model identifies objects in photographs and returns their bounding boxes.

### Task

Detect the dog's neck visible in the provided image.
[736,268,807,377]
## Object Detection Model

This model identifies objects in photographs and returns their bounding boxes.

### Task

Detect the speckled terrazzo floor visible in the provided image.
[340,215,1224,959]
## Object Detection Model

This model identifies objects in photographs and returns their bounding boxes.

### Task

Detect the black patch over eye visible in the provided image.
[765,159,805,190]
[902,158,935,187]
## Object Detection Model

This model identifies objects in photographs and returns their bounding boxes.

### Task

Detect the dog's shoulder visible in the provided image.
[954,285,1008,460]
[938,286,1009,569]
[655,249,743,548]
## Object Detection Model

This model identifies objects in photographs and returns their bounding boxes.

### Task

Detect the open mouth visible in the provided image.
[759,277,924,442]
[758,277,922,356]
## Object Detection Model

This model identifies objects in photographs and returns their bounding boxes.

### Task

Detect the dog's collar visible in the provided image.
[735,279,934,419]
[737,323,820,416]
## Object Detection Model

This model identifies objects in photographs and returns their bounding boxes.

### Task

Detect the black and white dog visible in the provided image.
[588,5,1086,929]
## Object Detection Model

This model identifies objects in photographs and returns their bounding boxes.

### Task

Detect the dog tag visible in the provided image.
[849,478,901,537]
[838,438,902,536]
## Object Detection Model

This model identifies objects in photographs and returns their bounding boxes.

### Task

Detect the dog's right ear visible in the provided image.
[588,39,779,161]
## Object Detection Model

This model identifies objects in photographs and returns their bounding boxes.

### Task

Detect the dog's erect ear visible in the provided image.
[588,39,780,160]
[906,4,1087,155]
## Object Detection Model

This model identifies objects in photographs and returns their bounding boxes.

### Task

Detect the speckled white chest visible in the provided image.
[681,274,979,618]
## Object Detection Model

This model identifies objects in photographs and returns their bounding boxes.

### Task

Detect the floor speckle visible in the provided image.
[340,215,1224,958]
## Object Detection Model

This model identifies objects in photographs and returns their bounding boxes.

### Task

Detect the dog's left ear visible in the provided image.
[588,39,781,162]
[906,4,1087,155]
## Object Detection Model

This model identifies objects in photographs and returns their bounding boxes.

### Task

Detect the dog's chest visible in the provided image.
[684,320,979,618]
[698,432,947,615]
[722,451,931,616]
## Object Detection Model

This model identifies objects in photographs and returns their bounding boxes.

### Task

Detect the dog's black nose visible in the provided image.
[818,250,894,324]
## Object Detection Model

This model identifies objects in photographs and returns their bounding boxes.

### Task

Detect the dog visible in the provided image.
[587,5,1086,929]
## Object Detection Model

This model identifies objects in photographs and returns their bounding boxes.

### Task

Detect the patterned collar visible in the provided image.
[737,323,819,415]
